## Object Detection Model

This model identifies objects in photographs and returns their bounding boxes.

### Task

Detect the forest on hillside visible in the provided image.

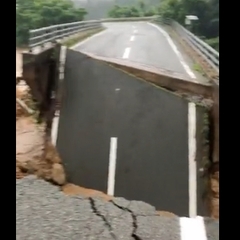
[16,0,87,46]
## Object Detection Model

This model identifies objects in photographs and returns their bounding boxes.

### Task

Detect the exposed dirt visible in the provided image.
[16,116,66,185]
[62,184,113,201]
[209,163,219,219]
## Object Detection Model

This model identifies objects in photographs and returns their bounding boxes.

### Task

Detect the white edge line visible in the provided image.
[71,28,108,49]
[180,216,207,240]
[51,115,60,146]
[188,102,197,217]
[51,27,107,145]
[147,22,196,79]
[123,47,131,59]
[107,137,118,196]
[51,46,66,146]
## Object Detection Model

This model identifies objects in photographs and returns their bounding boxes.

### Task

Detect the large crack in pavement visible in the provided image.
[110,200,141,240]
[17,177,219,240]
[89,197,117,239]
[89,197,158,240]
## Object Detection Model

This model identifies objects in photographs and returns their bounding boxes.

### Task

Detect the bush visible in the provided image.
[205,37,219,51]
[16,0,87,46]
[108,1,157,18]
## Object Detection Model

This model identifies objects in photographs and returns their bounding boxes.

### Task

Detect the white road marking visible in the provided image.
[123,47,131,59]
[107,137,118,196]
[51,46,67,146]
[133,29,138,34]
[130,36,135,41]
[132,25,136,28]
[180,216,207,240]
[148,23,196,79]
[71,29,108,49]
[188,102,197,217]
[115,88,120,91]
[51,115,60,146]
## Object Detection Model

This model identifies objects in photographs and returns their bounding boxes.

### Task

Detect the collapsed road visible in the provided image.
[17,176,218,240]
[18,20,219,239]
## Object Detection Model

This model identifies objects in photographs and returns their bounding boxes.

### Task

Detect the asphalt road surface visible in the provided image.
[73,22,195,79]
[17,176,219,240]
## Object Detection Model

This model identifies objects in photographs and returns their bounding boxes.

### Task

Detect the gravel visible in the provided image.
[16,176,219,240]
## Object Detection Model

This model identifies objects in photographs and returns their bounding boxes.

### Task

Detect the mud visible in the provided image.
[16,116,66,185]
[209,164,219,219]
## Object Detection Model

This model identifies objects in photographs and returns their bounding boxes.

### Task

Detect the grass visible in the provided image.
[62,27,105,48]
[193,63,204,74]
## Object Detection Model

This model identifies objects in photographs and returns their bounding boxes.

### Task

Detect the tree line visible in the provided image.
[16,0,87,46]
[108,0,219,51]
[108,1,157,18]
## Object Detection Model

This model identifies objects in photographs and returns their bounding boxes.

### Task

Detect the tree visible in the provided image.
[138,1,146,16]
[158,0,219,48]
[144,7,157,17]
[108,5,141,18]
[16,0,87,46]
[108,2,157,18]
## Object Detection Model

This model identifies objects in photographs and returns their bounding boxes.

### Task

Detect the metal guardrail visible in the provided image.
[171,21,219,73]
[28,16,158,49]
[153,17,219,77]
[29,20,102,48]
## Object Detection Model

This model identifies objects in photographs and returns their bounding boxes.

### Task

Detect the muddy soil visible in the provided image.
[209,167,219,219]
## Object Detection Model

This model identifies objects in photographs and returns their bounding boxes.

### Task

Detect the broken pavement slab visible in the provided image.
[16,176,219,240]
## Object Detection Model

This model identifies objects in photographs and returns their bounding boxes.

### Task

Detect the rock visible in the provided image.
[45,142,61,164]
[51,163,66,185]
[210,178,219,197]
[157,211,177,217]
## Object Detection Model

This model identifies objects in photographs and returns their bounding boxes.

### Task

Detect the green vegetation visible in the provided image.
[193,63,204,74]
[108,1,157,18]
[16,0,87,46]
[63,28,105,48]
[108,0,219,51]
[158,0,219,51]
[205,37,219,52]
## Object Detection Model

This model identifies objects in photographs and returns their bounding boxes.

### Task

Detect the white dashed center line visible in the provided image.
[130,36,135,41]
[123,47,131,59]
[133,29,138,34]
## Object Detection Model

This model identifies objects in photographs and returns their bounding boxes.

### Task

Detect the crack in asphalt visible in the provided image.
[110,200,142,240]
[89,197,117,239]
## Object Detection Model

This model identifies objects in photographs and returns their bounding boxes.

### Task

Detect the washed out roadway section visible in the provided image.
[16,176,219,240]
